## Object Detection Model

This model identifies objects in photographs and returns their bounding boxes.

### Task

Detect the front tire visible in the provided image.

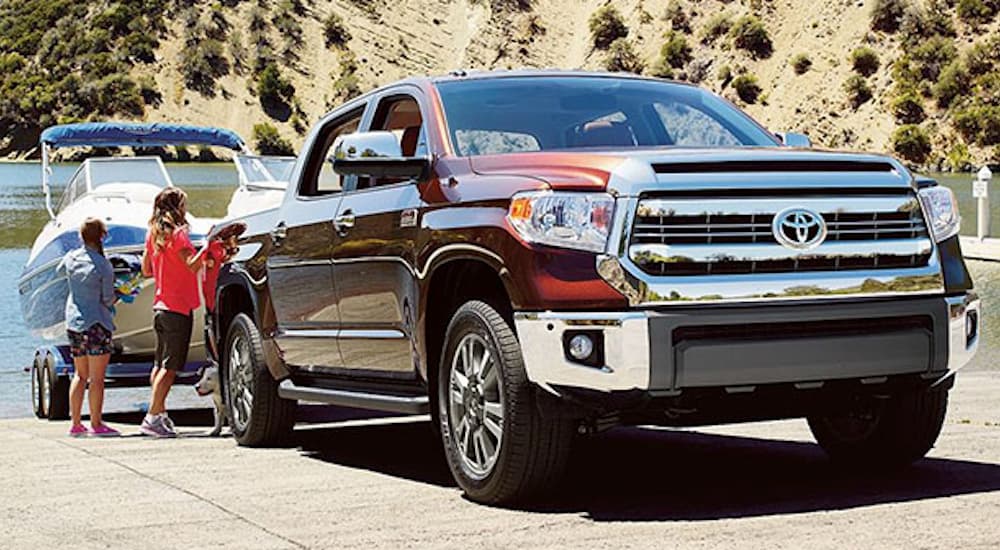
[808,385,949,468]
[438,301,574,505]
[45,353,69,421]
[223,313,295,447]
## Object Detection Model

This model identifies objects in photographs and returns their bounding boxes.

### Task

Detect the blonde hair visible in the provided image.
[149,187,188,251]
[80,217,107,256]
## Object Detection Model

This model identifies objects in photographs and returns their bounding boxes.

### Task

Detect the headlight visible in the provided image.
[507,191,615,252]
[918,185,960,242]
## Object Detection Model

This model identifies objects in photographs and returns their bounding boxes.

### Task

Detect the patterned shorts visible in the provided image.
[67,324,113,358]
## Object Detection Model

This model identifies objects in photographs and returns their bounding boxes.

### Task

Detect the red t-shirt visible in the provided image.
[145,226,200,314]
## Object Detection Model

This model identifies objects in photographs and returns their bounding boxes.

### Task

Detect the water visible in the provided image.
[0,162,234,418]
[0,164,997,418]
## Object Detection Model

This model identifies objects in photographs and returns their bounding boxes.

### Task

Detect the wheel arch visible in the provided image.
[215,267,288,380]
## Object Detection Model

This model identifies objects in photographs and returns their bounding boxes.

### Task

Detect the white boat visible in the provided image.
[17,123,293,417]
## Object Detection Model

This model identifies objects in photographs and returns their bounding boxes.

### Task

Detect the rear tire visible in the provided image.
[45,354,70,421]
[438,300,574,505]
[808,385,949,468]
[224,313,295,447]
[32,354,46,419]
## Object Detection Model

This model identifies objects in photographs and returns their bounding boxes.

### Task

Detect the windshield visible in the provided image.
[87,158,171,188]
[436,76,779,156]
[235,155,295,187]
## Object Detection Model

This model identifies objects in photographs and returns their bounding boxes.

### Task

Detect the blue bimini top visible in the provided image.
[40,122,246,151]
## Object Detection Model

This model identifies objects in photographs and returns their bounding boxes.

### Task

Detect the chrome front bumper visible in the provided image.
[515,293,980,395]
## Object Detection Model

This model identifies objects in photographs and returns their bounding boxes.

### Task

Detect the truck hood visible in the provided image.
[469,147,915,192]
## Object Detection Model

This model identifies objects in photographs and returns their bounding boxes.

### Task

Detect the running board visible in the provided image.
[277,379,429,415]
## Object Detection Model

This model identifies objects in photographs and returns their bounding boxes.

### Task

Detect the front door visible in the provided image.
[267,105,366,373]
[331,91,427,378]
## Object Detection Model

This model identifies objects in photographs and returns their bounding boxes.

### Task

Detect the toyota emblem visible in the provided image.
[772,207,827,250]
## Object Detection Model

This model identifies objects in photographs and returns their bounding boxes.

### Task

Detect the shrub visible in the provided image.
[701,13,732,44]
[257,62,295,107]
[964,42,996,77]
[850,47,880,77]
[871,0,906,32]
[891,92,926,124]
[604,38,644,74]
[729,15,773,58]
[589,5,628,49]
[909,36,957,81]
[92,74,144,117]
[179,39,229,96]
[324,13,351,48]
[946,143,972,172]
[659,31,692,69]
[717,65,732,84]
[732,74,762,103]
[954,107,983,141]
[957,0,996,24]
[330,53,361,105]
[844,75,873,108]
[791,53,812,75]
[933,61,969,108]
[253,123,294,155]
[663,0,690,32]
[137,75,162,107]
[900,2,955,46]
[891,125,932,164]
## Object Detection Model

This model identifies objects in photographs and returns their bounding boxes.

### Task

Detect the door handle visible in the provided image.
[333,211,355,235]
[271,222,287,245]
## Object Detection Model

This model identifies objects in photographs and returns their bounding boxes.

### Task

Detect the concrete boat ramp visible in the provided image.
[2,372,1000,549]
[961,236,1000,262]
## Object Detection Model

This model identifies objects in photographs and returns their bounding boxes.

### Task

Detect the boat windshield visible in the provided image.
[87,158,171,188]
[235,155,295,189]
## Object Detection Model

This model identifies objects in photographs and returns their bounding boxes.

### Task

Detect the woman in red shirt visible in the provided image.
[140,187,213,438]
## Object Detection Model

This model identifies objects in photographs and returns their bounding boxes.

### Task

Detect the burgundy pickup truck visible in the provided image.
[209,71,979,504]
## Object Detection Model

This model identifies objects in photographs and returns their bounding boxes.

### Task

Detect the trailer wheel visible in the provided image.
[45,353,70,421]
[31,354,46,419]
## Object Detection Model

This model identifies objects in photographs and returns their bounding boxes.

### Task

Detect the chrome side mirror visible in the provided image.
[330,131,429,180]
[777,132,812,148]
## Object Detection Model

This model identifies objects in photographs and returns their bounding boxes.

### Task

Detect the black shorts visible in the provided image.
[154,310,193,371]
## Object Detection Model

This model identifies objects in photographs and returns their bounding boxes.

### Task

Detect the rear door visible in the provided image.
[330,88,429,378]
[267,104,367,373]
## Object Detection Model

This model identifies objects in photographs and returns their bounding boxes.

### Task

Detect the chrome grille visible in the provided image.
[629,195,932,276]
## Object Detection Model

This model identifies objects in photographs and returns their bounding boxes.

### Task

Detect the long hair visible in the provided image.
[149,187,188,251]
[80,217,107,256]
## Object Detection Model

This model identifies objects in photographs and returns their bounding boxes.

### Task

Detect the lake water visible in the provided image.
[0,163,997,418]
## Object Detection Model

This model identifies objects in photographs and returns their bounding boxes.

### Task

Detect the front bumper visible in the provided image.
[515,293,980,395]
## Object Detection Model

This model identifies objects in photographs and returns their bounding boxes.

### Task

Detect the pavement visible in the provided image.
[2,373,999,550]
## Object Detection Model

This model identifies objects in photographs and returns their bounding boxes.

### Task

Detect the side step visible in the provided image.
[277,379,429,415]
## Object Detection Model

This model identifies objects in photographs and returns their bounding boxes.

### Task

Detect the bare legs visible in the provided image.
[69,356,90,428]
[69,354,111,428]
[148,368,175,416]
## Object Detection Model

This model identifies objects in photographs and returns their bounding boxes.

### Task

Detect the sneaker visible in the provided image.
[162,414,176,432]
[140,414,176,438]
[68,425,88,438]
[89,424,121,438]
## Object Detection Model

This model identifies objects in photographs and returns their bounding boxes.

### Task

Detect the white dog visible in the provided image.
[195,364,228,436]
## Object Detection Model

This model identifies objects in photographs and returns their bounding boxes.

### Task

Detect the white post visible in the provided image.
[41,144,55,219]
[976,166,992,240]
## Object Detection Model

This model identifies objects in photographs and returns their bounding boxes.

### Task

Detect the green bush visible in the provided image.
[871,0,906,32]
[909,36,957,81]
[946,143,972,172]
[324,13,351,48]
[179,38,229,96]
[257,62,295,107]
[954,107,983,142]
[717,65,732,83]
[659,31,692,69]
[732,74,762,103]
[891,92,926,124]
[330,53,362,105]
[900,2,955,46]
[957,0,997,24]
[729,15,773,58]
[701,13,732,44]
[252,123,294,156]
[791,53,812,75]
[663,0,690,32]
[589,5,628,49]
[964,42,997,77]
[891,125,932,164]
[933,61,969,108]
[850,47,880,77]
[604,38,644,74]
[844,75,873,108]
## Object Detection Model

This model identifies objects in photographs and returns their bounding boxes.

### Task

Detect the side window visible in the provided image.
[357,94,425,190]
[57,168,87,213]
[297,106,365,197]
[654,102,741,147]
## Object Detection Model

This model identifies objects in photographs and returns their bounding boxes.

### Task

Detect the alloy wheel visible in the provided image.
[228,333,254,433]
[448,333,504,480]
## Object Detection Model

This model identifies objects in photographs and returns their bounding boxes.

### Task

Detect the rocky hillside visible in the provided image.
[0,0,998,169]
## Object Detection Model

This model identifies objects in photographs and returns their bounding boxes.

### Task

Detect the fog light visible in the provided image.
[568,334,594,361]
